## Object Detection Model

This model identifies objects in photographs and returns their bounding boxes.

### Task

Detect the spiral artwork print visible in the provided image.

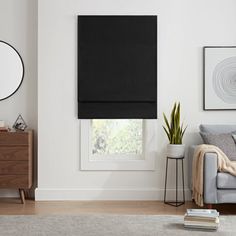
[212,56,236,104]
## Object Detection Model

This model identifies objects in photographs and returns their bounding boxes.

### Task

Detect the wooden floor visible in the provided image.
[0,199,236,215]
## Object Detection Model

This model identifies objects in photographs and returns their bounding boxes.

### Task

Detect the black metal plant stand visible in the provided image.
[164,156,185,207]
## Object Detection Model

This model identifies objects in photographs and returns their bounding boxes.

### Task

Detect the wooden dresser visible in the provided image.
[0,130,33,203]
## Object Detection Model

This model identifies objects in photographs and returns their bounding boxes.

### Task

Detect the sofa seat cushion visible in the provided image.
[217,172,236,189]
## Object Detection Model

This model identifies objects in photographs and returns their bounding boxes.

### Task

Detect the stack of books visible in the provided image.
[184,209,219,230]
[0,127,9,132]
[0,121,8,132]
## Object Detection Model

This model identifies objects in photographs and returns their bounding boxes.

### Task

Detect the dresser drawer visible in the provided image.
[0,147,28,161]
[0,132,29,146]
[0,161,28,174]
[0,175,30,188]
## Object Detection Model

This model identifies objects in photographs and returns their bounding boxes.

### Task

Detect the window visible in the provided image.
[80,119,156,170]
[92,119,143,156]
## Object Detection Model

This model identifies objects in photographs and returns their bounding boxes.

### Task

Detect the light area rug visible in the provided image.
[0,214,235,236]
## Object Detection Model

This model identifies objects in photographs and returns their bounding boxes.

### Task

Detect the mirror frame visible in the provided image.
[0,40,24,101]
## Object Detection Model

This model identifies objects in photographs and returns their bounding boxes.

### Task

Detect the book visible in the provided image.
[184,221,219,230]
[184,217,219,225]
[184,225,218,230]
[186,209,219,218]
[184,216,217,222]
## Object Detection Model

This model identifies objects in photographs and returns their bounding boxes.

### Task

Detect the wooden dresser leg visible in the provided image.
[19,189,25,204]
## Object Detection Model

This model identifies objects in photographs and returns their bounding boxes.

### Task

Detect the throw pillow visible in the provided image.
[231,132,236,143]
[200,132,236,161]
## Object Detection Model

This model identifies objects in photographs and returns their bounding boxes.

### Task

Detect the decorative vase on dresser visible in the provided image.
[0,130,33,204]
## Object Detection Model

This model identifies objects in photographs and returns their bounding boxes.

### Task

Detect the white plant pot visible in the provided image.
[166,144,185,158]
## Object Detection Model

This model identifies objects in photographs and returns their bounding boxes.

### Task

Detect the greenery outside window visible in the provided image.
[92,119,143,157]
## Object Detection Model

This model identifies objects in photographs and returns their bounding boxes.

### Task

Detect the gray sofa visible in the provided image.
[188,124,236,206]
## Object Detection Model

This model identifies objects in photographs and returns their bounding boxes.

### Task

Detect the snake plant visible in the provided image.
[163,102,187,144]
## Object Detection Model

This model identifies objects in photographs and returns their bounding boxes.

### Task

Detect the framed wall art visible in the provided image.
[203,46,236,110]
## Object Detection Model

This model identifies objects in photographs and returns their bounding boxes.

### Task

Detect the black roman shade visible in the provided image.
[78,15,157,119]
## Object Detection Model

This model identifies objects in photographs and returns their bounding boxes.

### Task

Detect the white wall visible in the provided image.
[0,0,37,197]
[36,0,236,200]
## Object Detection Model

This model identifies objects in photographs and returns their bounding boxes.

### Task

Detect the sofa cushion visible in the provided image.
[199,124,236,134]
[200,132,236,161]
[217,172,236,189]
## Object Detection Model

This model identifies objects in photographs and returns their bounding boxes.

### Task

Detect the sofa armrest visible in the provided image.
[204,153,218,204]
[188,145,197,190]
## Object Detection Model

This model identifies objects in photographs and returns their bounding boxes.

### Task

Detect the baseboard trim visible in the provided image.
[35,188,191,201]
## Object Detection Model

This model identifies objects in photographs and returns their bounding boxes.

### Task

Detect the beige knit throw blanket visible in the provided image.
[192,144,236,206]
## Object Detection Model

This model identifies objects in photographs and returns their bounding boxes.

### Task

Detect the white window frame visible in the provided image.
[80,119,157,171]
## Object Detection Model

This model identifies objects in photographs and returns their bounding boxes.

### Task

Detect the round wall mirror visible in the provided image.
[0,41,24,101]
